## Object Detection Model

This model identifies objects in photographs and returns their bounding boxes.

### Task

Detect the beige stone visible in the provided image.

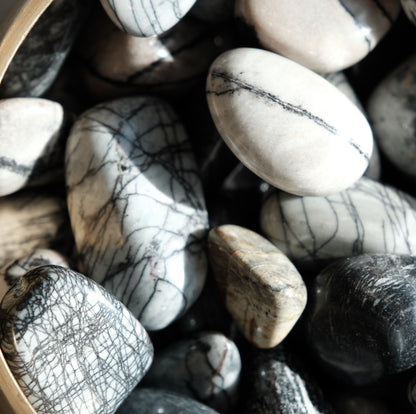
[208,224,307,348]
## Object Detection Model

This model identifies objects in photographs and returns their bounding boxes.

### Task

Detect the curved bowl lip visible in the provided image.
[0,0,53,83]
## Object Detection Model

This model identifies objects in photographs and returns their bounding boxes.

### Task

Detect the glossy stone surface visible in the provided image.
[0,98,69,196]
[99,0,196,37]
[307,254,416,384]
[0,190,71,269]
[66,96,208,331]
[144,332,241,412]
[117,388,220,414]
[0,248,69,301]
[367,53,416,179]
[78,11,230,99]
[261,177,416,270]
[402,0,416,25]
[206,48,373,196]
[0,265,153,414]
[235,0,400,73]
[0,0,90,97]
[190,0,234,23]
[208,225,307,348]
[243,347,335,414]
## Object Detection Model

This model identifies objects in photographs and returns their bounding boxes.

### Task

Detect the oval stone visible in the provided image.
[208,225,307,348]
[367,54,416,179]
[206,48,373,196]
[0,98,69,196]
[260,177,416,270]
[402,0,416,25]
[0,265,153,414]
[66,96,208,331]
[307,254,416,384]
[235,0,400,73]
[99,0,196,37]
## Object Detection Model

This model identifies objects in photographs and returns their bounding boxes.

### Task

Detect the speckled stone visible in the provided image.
[206,48,373,196]
[99,0,196,37]
[117,388,220,414]
[143,332,241,412]
[402,0,416,25]
[243,346,335,414]
[190,0,234,23]
[66,96,208,331]
[0,265,153,414]
[235,0,401,73]
[78,11,231,100]
[261,177,416,270]
[0,0,90,98]
[0,190,71,269]
[0,248,69,301]
[0,98,69,196]
[208,225,307,348]
[307,254,416,384]
[367,53,416,179]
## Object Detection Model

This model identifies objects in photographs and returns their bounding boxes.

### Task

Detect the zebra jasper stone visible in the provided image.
[65,96,208,331]
[0,265,153,414]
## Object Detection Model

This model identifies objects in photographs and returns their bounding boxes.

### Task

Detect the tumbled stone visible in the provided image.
[206,48,373,196]
[99,0,196,37]
[190,0,234,23]
[144,332,241,412]
[0,98,69,196]
[0,190,71,269]
[235,0,400,73]
[402,0,416,25]
[261,177,416,270]
[307,254,416,384]
[0,248,69,301]
[208,225,307,348]
[243,346,335,414]
[367,54,416,179]
[117,388,220,414]
[0,0,90,97]
[78,11,231,100]
[0,265,153,414]
[66,96,208,331]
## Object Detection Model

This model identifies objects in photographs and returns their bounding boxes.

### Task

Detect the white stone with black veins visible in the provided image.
[260,177,416,270]
[0,98,68,197]
[65,96,208,331]
[206,48,373,196]
[99,0,196,37]
[0,265,153,414]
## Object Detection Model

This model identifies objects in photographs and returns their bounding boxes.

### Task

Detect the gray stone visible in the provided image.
[402,0,416,25]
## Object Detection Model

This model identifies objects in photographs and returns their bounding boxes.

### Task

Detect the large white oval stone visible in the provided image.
[206,48,373,196]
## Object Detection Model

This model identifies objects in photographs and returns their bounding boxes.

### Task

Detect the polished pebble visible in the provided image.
[261,177,416,270]
[143,332,241,412]
[0,190,71,269]
[402,0,416,25]
[208,225,307,348]
[243,347,335,414]
[308,254,416,384]
[235,0,400,73]
[0,248,69,301]
[66,96,208,331]
[0,265,153,414]
[0,0,90,97]
[0,98,69,196]
[206,48,373,196]
[117,388,220,414]
[78,11,230,100]
[367,53,416,179]
[99,0,196,37]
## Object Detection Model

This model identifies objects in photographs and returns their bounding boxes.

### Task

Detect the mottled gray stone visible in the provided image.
[0,265,153,414]
[99,0,196,37]
[0,98,69,196]
[367,53,416,179]
[208,225,307,348]
[116,388,220,414]
[308,254,416,384]
[66,96,208,331]
[144,332,241,412]
[261,177,416,270]
[190,0,234,23]
[0,0,91,98]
